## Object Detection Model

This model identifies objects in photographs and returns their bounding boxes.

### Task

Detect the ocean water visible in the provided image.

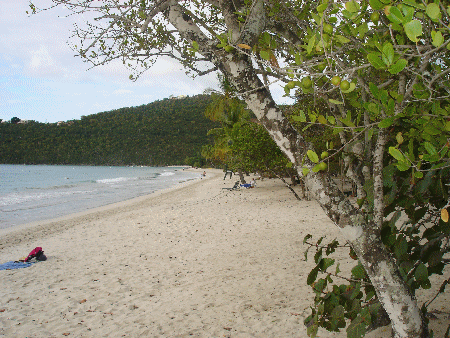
[0,164,200,229]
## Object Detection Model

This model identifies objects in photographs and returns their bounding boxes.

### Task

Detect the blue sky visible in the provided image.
[0,1,292,123]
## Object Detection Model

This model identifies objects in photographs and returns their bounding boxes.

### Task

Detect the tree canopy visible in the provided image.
[32,1,450,337]
[0,95,218,166]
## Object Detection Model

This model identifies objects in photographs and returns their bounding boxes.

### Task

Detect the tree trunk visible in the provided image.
[237,169,246,184]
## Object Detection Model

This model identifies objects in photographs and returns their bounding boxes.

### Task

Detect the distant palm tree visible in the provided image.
[202,74,252,182]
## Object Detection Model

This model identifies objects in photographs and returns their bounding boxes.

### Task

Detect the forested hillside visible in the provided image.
[0,94,218,166]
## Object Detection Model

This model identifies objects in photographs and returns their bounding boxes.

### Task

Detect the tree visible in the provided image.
[202,74,254,180]
[32,1,450,336]
[229,121,303,199]
[10,117,20,124]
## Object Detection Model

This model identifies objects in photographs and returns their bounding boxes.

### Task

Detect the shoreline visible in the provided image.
[0,165,200,233]
[1,171,449,337]
[0,168,215,252]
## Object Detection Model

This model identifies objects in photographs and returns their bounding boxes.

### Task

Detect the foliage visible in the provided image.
[303,235,380,338]
[0,95,218,166]
[201,99,250,166]
[229,121,294,176]
[202,75,294,176]
[10,117,21,124]
[270,0,450,332]
[304,163,450,337]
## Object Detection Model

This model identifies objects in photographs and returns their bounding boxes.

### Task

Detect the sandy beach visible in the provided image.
[1,168,449,337]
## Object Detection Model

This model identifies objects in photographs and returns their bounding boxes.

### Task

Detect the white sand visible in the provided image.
[1,169,449,337]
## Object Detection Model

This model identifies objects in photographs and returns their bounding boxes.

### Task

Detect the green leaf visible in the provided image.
[318,115,328,124]
[415,263,428,282]
[307,150,319,163]
[303,234,312,244]
[395,236,408,257]
[335,35,351,44]
[414,171,424,178]
[369,83,379,98]
[426,3,441,20]
[350,282,362,300]
[311,12,322,25]
[365,291,375,302]
[389,59,407,74]
[329,99,344,105]
[320,258,335,271]
[314,278,327,292]
[422,279,432,289]
[424,142,438,155]
[367,53,386,69]
[340,117,355,127]
[298,110,307,122]
[432,30,445,47]
[191,40,199,51]
[345,0,360,12]
[389,146,405,162]
[307,266,319,285]
[369,0,384,10]
[302,167,310,176]
[397,162,411,171]
[378,117,394,128]
[382,42,395,66]
[445,120,450,132]
[331,305,345,321]
[347,315,367,338]
[386,6,405,24]
[260,50,270,60]
[317,3,328,13]
[402,4,415,22]
[295,53,302,66]
[312,163,324,172]
[352,264,366,279]
[403,0,421,8]
[413,83,430,99]
[307,322,319,337]
[404,20,422,42]
[307,35,316,54]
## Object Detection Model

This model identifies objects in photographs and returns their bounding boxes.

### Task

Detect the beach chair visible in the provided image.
[222,181,240,190]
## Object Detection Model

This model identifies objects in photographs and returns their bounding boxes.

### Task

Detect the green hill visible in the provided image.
[0,94,218,166]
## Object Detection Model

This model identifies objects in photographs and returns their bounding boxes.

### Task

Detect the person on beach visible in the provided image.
[250,178,256,188]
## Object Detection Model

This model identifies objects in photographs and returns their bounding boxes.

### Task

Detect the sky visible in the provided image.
[0,1,292,123]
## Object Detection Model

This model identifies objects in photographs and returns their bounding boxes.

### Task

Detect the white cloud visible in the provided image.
[27,46,61,75]
[0,0,290,124]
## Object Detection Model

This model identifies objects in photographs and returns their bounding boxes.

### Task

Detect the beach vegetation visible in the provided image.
[31,1,450,337]
[202,75,298,188]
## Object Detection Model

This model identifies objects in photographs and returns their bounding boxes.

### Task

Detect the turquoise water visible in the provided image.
[0,164,198,229]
